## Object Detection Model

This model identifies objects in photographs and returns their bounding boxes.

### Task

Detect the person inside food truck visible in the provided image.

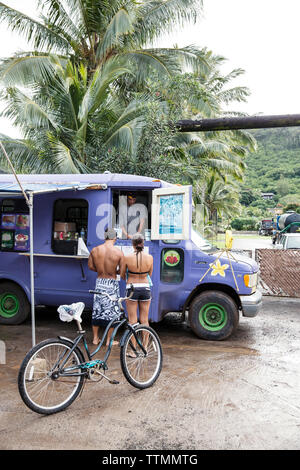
[120,192,147,239]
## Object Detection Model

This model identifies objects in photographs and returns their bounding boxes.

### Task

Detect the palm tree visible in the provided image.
[0,1,207,87]
[0,1,256,181]
[0,0,210,172]
[193,171,242,240]
[158,63,256,185]
[0,55,151,173]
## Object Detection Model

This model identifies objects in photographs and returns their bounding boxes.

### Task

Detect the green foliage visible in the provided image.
[86,101,177,180]
[238,127,300,222]
[242,128,300,200]
[231,217,259,231]
[283,202,300,213]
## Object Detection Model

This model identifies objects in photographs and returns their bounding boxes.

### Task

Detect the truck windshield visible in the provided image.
[286,237,300,249]
[191,228,215,251]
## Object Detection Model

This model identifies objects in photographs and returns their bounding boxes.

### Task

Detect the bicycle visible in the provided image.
[18,285,163,415]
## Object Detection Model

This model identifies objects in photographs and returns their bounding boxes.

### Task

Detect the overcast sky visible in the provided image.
[0,0,300,137]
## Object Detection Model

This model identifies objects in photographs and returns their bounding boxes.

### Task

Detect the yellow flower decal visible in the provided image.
[210,259,229,277]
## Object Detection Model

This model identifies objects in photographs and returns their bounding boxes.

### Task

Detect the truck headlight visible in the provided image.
[244,273,258,292]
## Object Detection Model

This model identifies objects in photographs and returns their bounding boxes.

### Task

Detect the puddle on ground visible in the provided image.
[162,342,258,356]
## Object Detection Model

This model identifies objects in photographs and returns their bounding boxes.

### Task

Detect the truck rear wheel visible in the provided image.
[189,291,239,341]
[0,282,30,325]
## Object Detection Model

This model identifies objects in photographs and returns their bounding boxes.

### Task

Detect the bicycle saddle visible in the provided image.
[57,302,85,323]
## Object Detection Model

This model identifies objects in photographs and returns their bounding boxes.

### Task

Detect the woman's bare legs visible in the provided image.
[92,325,118,346]
[126,299,138,324]
[126,300,139,357]
[138,300,151,350]
[92,325,100,345]
[126,299,151,354]
[139,300,150,325]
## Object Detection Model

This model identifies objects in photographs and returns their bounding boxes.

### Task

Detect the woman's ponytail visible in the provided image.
[132,233,144,267]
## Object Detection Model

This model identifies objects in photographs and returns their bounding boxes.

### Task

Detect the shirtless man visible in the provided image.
[88,228,124,346]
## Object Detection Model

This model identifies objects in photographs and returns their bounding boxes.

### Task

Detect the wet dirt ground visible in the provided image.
[1,296,300,451]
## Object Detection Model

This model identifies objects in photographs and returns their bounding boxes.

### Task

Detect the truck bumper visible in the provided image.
[240,289,262,318]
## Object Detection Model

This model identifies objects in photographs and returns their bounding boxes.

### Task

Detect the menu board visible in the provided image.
[0,213,30,251]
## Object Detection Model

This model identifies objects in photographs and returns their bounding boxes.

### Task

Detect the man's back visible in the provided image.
[89,242,122,279]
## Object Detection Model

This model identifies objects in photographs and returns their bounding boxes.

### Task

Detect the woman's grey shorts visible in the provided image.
[126,286,151,301]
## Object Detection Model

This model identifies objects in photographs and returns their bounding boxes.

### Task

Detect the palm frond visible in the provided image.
[202,158,243,178]
[0,2,70,53]
[0,52,68,87]
[147,45,210,75]
[78,58,132,121]
[0,134,44,173]
[103,99,148,153]
[47,134,80,173]
[122,50,178,82]
[133,0,203,45]
[217,86,250,105]
[38,0,84,46]
[1,87,59,136]
[96,7,135,62]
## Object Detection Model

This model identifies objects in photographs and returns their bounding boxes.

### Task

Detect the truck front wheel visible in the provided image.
[189,291,239,341]
[0,282,30,325]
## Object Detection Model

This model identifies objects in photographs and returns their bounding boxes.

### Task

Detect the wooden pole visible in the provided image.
[176,114,300,132]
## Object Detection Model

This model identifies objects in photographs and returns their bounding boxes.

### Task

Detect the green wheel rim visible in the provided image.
[199,303,227,331]
[0,293,19,318]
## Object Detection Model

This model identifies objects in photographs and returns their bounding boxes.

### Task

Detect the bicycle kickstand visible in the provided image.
[95,369,120,385]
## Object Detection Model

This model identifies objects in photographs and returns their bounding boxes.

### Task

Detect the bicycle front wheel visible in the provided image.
[120,325,162,389]
[18,338,85,415]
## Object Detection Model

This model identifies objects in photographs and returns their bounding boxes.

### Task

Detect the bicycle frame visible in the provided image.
[54,315,146,378]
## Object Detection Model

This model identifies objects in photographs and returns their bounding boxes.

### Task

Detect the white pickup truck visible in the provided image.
[275,233,300,249]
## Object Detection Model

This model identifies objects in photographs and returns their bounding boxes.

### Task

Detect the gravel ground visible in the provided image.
[1,295,300,451]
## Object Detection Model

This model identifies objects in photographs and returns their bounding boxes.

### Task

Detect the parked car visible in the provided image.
[258,219,275,236]
[275,233,300,249]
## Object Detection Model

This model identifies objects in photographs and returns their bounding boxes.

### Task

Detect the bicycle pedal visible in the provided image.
[109,379,120,385]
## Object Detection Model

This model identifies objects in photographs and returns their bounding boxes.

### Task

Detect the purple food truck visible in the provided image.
[0,173,262,340]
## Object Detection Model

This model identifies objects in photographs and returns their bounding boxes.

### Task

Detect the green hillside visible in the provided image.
[242,127,300,207]
[229,127,300,230]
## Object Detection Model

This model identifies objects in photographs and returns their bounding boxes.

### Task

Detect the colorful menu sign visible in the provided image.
[14,231,29,251]
[1,213,30,251]
[1,214,16,229]
[1,230,14,250]
[16,214,29,229]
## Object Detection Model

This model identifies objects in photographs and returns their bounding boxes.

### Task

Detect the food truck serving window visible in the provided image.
[112,190,151,240]
[52,199,88,255]
[0,198,30,252]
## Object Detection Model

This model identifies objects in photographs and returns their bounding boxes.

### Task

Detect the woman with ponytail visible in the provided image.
[120,233,153,330]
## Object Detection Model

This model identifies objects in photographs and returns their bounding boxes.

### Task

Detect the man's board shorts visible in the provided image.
[92,278,121,327]
[126,283,151,301]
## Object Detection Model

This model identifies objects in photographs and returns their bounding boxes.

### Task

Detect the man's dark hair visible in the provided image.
[105,228,117,240]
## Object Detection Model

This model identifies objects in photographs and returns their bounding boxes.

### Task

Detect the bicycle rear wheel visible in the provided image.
[120,325,162,389]
[18,338,85,415]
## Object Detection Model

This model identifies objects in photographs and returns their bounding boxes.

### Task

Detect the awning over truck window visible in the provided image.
[0,181,107,196]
